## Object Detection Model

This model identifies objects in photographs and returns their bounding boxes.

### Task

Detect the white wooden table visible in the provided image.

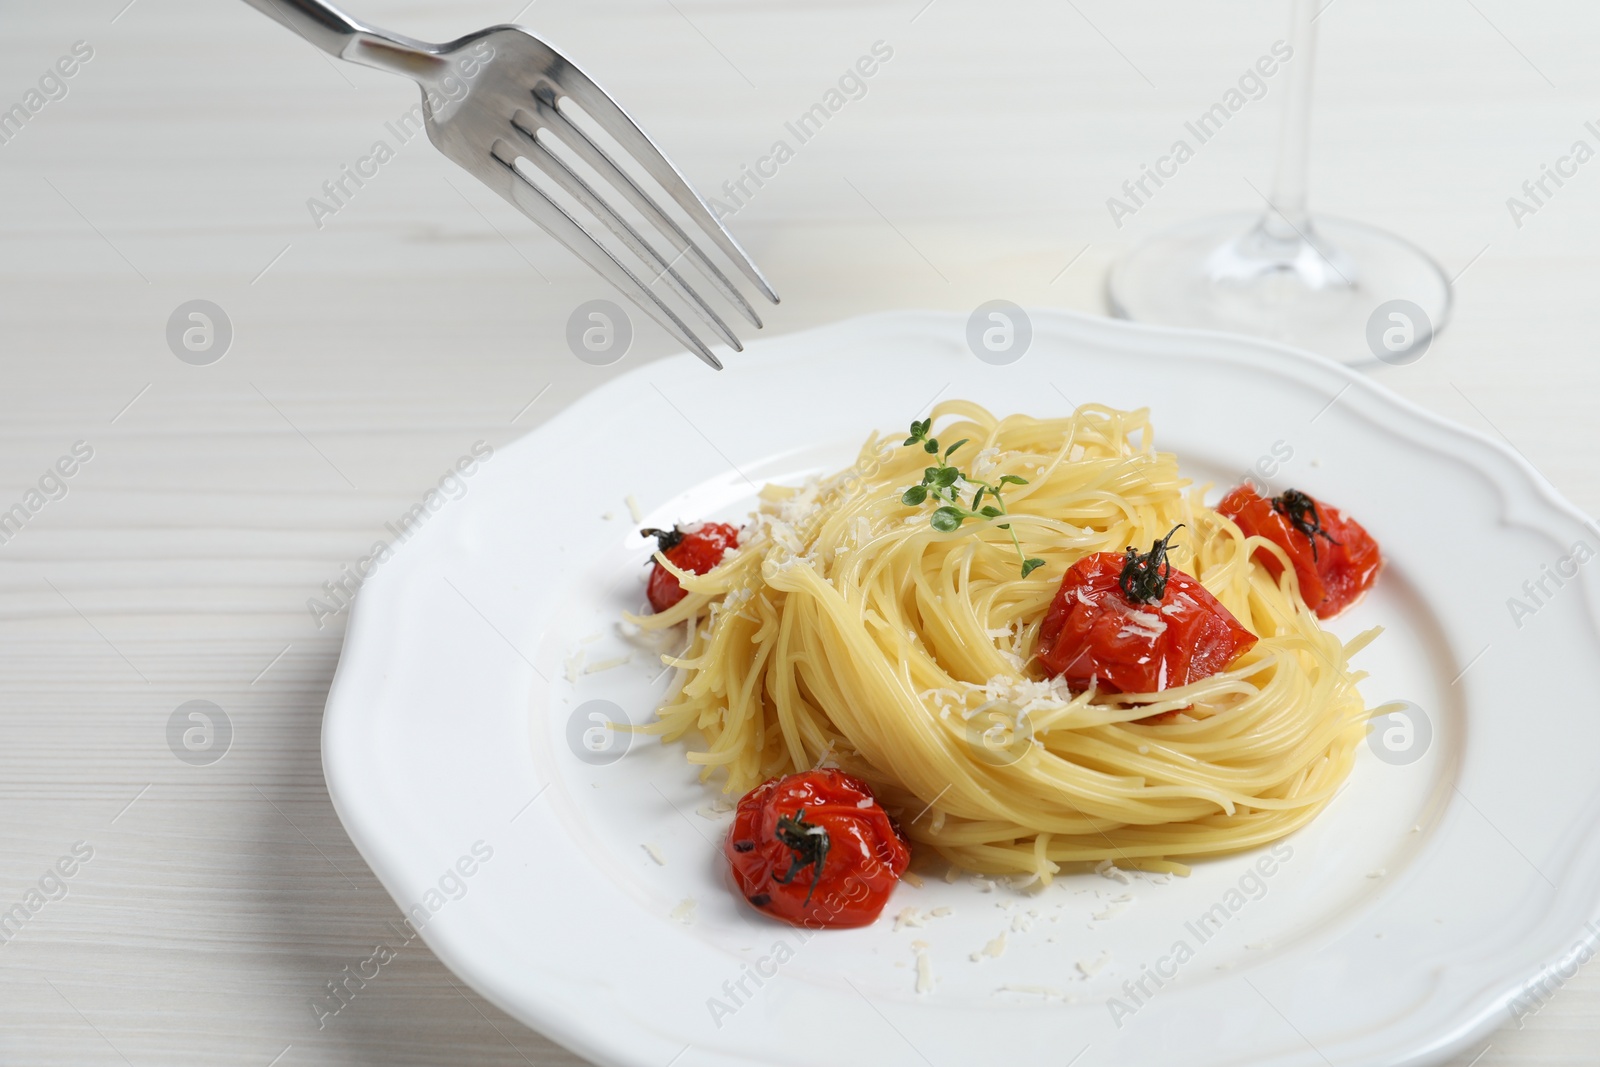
[3,0,1595,1062]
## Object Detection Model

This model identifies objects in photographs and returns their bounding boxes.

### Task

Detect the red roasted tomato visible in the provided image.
[1216,486,1381,619]
[641,522,740,612]
[1037,526,1257,695]
[724,769,910,929]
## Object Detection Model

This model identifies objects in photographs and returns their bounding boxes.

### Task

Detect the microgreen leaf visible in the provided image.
[944,439,968,459]
[972,486,986,509]
[1021,558,1047,578]
[902,485,928,506]
[924,439,940,454]
[979,505,1002,519]
[930,507,965,532]
[936,467,960,488]
[998,475,1028,486]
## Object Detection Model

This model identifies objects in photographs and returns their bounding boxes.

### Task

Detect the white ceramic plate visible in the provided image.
[324,310,1600,1067]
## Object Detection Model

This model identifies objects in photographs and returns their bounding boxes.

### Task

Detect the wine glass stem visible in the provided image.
[1264,0,1319,240]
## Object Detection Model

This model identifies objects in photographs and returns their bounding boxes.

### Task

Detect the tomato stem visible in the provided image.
[1119,524,1185,604]
[1270,489,1340,561]
[772,807,830,906]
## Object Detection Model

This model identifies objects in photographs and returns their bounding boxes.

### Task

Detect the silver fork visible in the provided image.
[241,0,778,368]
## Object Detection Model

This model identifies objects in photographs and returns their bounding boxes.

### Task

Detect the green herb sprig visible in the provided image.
[900,419,1046,579]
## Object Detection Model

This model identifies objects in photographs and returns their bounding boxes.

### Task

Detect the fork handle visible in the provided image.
[239,0,447,82]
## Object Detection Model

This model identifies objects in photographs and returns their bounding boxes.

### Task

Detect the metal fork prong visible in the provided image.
[487,139,723,369]
[535,75,780,306]
[513,103,763,331]
[504,119,744,352]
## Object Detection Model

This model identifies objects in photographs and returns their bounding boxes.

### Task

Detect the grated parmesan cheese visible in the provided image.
[695,797,735,819]
[583,654,632,674]
[970,446,1002,481]
[1094,859,1132,885]
[998,984,1066,998]
[970,932,1007,961]
[912,940,934,993]
[1076,951,1110,977]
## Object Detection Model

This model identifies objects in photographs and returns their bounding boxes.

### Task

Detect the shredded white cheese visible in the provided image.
[912,940,934,993]
[695,798,735,819]
[1076,951,1110,977]
[1094,859,1132,885]
[998,984,1067,998]
[970,932,1007,961]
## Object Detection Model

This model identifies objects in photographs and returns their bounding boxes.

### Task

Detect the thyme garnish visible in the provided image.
[900,419,1046,579]
[1270,489,1339,561]
[1119,524,1185,605]
[772,807,830,906]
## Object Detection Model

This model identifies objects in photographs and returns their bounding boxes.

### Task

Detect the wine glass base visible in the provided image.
[1107,212,1453,366]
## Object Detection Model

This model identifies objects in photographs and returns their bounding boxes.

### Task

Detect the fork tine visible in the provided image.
[513,102,762,331]
[486,138,723,369]
[503,118,745,352]
[533,76,780,306]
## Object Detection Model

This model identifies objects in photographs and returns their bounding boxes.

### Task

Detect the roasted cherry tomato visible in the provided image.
[1216,485,1381,619]
[641,522,740,612]
[724,769,910,929]
[1037,526,1257,695]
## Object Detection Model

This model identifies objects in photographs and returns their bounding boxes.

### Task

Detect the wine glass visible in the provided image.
[1106,0,1451,366]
